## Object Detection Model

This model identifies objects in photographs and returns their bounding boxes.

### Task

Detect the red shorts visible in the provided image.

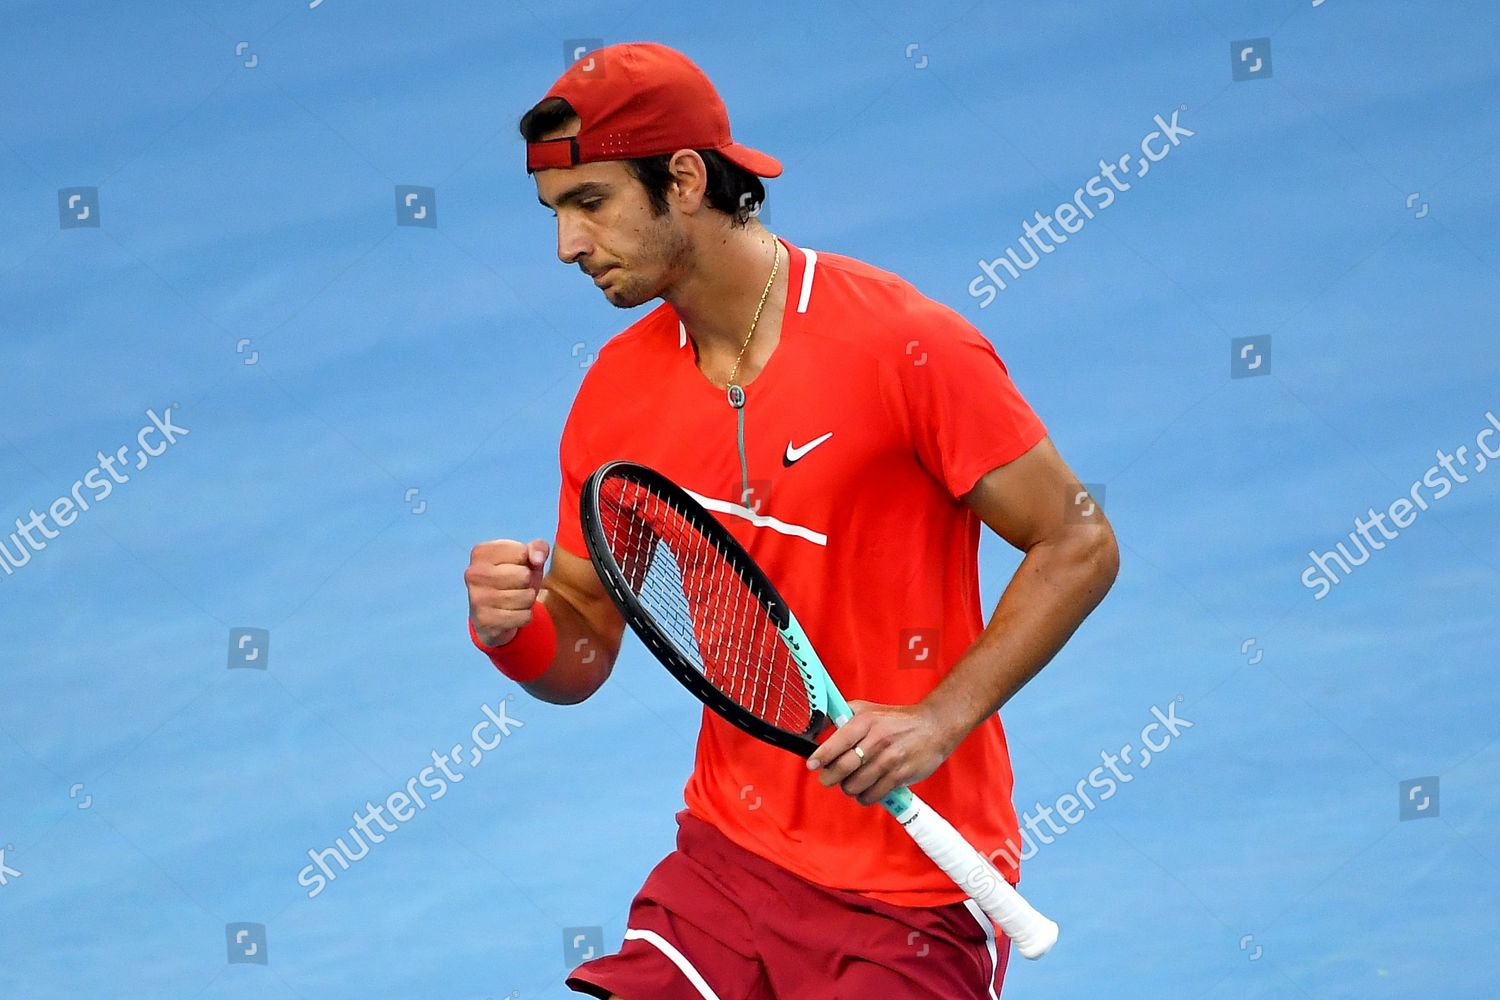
[566,809,1010,1000]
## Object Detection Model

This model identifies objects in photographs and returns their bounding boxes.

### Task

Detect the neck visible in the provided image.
[664,223,787,363]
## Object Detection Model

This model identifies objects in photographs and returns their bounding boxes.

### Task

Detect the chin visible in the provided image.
[606,277,656,309]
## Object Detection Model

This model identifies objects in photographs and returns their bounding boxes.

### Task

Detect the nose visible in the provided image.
[556,214,591,266]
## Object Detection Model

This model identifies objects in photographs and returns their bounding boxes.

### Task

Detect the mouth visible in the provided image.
[591,267,615,286]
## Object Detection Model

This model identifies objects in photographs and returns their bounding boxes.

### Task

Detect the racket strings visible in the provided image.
[597,476,812,735]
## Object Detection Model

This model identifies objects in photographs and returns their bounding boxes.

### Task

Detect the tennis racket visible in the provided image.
[579,460,1059,959]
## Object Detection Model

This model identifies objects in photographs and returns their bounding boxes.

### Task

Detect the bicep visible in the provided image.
[961,436,1112,551]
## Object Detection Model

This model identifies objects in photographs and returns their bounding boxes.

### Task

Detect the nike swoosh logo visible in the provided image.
[783,431,833,466]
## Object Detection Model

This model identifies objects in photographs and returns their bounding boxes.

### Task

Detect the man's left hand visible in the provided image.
[806,700,960,806]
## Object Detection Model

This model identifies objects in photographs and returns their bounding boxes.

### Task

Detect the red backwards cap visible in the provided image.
[526,42,782,178]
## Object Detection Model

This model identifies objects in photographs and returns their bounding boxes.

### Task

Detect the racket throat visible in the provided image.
[882,787,918,820]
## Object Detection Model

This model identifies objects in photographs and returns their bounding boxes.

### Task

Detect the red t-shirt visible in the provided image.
[555,238,1047,906]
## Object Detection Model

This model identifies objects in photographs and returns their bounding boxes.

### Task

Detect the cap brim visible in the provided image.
[720,142,783,178]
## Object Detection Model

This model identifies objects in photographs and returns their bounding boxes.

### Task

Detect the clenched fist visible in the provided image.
[465,538,550,647]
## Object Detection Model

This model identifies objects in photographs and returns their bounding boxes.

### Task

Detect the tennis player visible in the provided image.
[464,42,1119,999]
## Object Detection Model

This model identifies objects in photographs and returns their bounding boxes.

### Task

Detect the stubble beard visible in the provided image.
[605,213,693,309]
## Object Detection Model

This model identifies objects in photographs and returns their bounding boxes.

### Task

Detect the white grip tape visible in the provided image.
[896,791,1059,959]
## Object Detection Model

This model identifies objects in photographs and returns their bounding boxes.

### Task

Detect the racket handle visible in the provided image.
[892,791,1059,959]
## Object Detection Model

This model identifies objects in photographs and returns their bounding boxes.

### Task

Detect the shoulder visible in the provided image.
[803,246,994,359]
[598,301,681,365]
[570,302,681,400]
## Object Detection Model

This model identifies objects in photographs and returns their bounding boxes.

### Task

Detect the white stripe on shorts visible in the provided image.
[961,899,1001,1000]
[622,927,723,1000]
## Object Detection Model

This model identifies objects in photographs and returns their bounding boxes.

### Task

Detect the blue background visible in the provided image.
[2,1,1497,997]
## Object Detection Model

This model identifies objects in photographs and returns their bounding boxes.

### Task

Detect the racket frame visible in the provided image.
[580,460,830,757]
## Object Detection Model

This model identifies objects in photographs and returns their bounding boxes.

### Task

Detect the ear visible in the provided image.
[666,149,709,213]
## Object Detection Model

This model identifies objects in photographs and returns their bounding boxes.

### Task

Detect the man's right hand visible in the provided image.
[465,538,550,647]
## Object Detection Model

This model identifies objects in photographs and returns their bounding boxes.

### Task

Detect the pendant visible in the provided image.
[727,383,746,409]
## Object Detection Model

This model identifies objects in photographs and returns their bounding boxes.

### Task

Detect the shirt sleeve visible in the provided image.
[894,303,1047,499]
[554,387,593,560]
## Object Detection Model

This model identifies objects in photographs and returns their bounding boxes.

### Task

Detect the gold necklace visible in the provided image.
[725,239,781,409]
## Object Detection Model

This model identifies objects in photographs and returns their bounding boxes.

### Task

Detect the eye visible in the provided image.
[580,199,604,212]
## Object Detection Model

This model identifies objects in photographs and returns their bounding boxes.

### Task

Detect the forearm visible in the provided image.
[921,527,1118,747]
[513,589,618,705]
